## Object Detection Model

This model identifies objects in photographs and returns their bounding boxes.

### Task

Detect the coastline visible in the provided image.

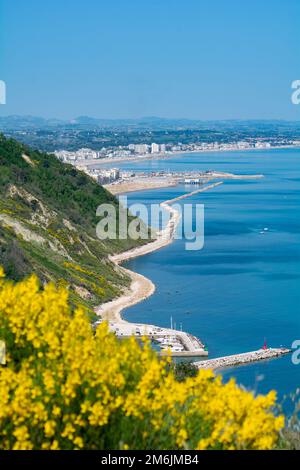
[96,182,222,325]
[96,202,181,323]
[105,171,263,195]
[104,178,178,195]
[96,171,292,365]
[76,144,299,168]
[97,266,155,324]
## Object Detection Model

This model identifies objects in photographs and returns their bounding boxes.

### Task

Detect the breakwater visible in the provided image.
[195,348,291,371]
[97,182,223,356]
[163,181,223,204]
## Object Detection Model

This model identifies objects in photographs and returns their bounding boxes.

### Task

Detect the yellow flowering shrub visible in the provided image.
[63,261,109,286]
[0,267,284,450]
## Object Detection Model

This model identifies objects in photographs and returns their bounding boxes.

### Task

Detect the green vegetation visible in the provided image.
[0,272,284,450]
[173,361,199,382]
[0,135,149,316]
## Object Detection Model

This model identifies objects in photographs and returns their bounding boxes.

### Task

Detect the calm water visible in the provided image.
[112,149,300,409]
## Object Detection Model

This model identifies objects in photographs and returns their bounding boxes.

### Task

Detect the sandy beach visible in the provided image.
[97,266,155,323]
[104,177,177,195]
[76,144,299,169]
[96,182,222,324]
[96,202,181,322]
[96,174,292,363]
[105,172,263,195]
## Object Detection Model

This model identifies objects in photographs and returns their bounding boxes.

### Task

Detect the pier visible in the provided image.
[105,171,264,195]
[195,348,291,371]
[163,181,223,204]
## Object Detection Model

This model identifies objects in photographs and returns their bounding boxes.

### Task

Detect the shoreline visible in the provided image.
[96,172,290,363]
[105,171,263,195]
[96,201,182,323]
[104,178,178,195]
[96,182,222,329]
[76,144,299,168]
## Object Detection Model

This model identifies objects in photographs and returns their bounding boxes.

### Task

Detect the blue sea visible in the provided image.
[108,148,300,410]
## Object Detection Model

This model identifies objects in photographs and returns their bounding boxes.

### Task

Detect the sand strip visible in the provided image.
[104,178,177,195]
[96,182,222,323]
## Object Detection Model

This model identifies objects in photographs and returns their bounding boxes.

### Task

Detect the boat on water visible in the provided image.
[161,344,185,353]
[156,336,177,345]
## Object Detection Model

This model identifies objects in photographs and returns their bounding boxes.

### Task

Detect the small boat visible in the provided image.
[156,336,177,345]
[170,345,185,352]
[161,345,184,352]
[159,341,177,347]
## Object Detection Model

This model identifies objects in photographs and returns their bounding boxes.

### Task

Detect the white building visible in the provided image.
[134,144,149,154]
[96,168,120,185]
[151,143,160,154]
[110,168,120,180]
[255,142,271,149]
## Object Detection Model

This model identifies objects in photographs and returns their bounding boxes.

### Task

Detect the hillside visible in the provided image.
[0,135,149,315]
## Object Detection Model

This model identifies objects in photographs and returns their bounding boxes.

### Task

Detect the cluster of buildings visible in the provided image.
[54,142,167,164]
[82,167,120,185]
[169,140,272,153]
[54,148,104,162]
[54,138,297,166]
[54,147,131,163]
[128,143,166,154]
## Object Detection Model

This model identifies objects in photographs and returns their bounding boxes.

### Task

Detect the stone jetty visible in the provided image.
[195,348,291,371]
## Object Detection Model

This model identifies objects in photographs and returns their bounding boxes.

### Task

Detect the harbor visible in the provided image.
[94,319,208,357]
[104,170,264,195]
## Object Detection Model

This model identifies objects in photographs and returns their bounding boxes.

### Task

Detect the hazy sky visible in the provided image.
[1,0,300,120]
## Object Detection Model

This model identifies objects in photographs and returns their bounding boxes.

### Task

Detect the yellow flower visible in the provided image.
[73,437,84,449]
[0,268,284,450]
[44,420,56,438]
[52,406,61,417]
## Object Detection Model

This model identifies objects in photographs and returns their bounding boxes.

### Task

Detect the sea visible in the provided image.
[104,148,300,412]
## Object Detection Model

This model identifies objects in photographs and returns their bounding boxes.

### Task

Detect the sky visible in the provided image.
[0,0,300,120]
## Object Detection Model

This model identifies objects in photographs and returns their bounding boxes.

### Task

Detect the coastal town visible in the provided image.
[54,138,300,166]
[50,137,298,190]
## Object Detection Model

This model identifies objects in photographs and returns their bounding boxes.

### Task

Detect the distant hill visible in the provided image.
[1,115,300,131]
[0,135,147,316]
[2,115,299,153]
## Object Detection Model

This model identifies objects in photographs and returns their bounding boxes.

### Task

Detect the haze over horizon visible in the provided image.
[1,114,300,125]
[0,0,300,121]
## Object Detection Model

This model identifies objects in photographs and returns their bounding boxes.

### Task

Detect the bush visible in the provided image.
[173,361,198,382]
[0,269,284,450]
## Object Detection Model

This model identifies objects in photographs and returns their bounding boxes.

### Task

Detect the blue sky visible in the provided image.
[0,0,299,120]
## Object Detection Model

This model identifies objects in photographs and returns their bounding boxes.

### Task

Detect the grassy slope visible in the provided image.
[0,135,149,317]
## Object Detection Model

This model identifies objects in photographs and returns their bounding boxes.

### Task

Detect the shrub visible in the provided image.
[173,361,199,382]
[0,268,284,450]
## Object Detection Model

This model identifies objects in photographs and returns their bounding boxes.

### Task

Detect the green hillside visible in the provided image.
[0,135,149,316]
